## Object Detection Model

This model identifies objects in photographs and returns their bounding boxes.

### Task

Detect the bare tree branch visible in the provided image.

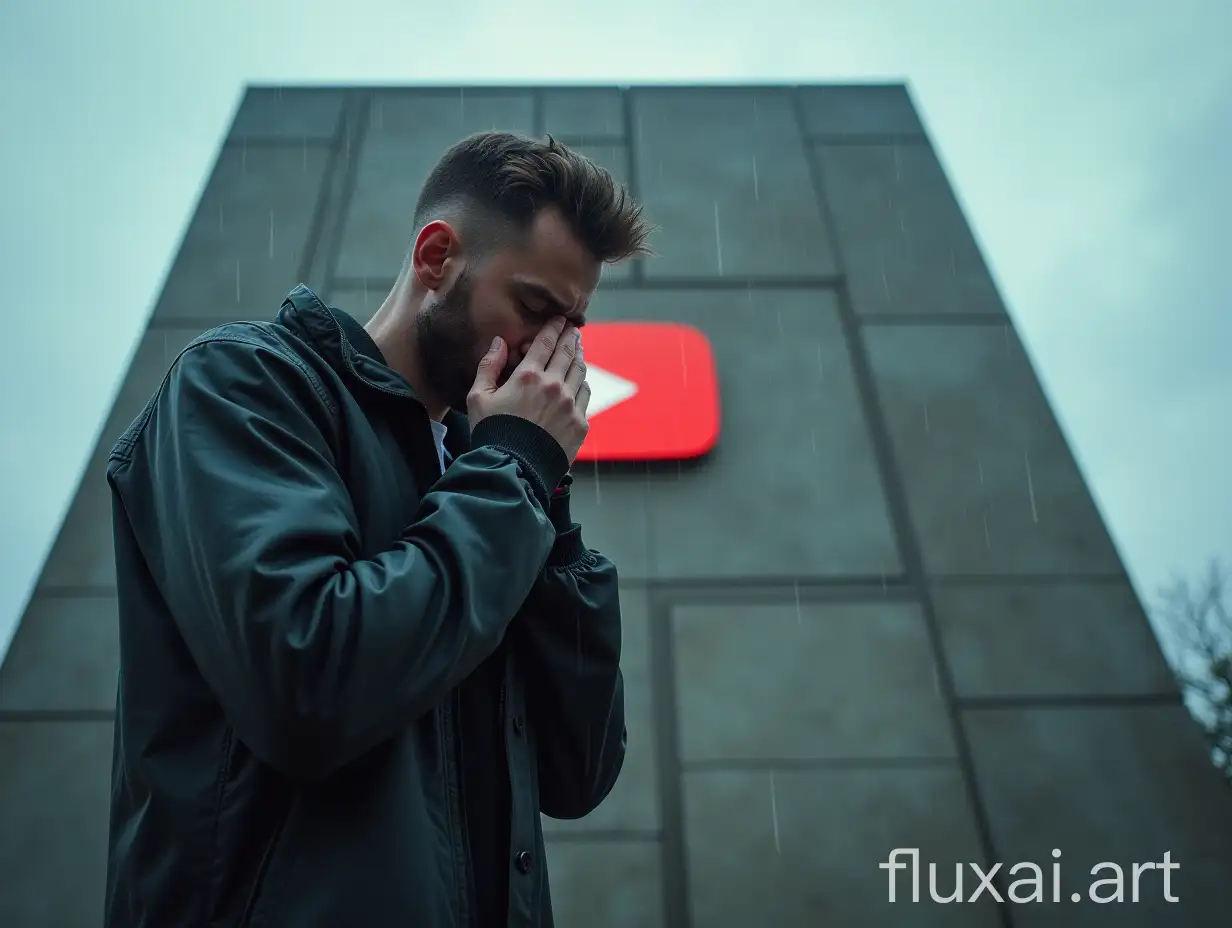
[1156,558,1232,784]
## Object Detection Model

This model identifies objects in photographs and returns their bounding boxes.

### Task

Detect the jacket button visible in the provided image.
[512,716,524,735]
[515,851,533,874]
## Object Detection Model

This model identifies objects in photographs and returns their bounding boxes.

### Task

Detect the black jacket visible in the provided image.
[102,284,627,927]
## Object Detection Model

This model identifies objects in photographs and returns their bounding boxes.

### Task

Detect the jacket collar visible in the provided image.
[275,283,473,454]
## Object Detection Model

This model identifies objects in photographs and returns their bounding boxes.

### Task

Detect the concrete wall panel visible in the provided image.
[543,840,664,928]
[864,323,1124,575]
[964,705,1232,926]
[817,142,1006,316]
[227,87,345,142]
[152,146,331,323]
[0,722,113,927]
[933,581,1178,699]
[673,601,954,761]
[633,88,837,278]
[0,597,117,712]
[798,84,926,137]
[542,88,625,139]
[683,766,998,927]
[336,91,535,279]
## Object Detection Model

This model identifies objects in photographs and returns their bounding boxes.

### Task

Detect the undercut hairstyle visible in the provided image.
[410,131,655,266]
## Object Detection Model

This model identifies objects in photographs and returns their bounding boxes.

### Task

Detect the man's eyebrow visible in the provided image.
[515,279,586,326]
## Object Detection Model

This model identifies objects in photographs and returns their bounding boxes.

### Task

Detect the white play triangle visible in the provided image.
[586,363,639,418]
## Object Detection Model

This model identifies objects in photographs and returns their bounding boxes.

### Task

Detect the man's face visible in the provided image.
[415,207,602,410]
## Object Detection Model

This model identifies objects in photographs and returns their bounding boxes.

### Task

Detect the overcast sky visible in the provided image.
[1,0,1229,663]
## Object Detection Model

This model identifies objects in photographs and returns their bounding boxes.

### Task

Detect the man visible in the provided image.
[103,131,654,927]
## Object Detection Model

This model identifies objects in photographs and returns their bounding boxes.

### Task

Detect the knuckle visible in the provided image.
[515,368,540,388]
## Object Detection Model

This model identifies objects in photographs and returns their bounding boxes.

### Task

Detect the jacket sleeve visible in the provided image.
[108,334,570,781]
[513,477,627,820]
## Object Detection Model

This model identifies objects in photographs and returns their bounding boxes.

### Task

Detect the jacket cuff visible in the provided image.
[546,474,589,565]
[470,414,570,512]
[548,472,574,534]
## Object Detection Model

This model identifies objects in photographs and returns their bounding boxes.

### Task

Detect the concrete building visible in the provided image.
[2,83,1231,926]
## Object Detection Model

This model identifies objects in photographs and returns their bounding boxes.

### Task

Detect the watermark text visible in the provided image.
[879,848,1179,904]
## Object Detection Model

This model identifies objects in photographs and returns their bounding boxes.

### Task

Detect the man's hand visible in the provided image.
[468,316,591,462]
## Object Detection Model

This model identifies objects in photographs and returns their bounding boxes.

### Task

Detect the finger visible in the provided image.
[519,316,567,372]
[471,336,507,395]
[575,380,592,416]
[564,343,586,395]
[546,324,580,380]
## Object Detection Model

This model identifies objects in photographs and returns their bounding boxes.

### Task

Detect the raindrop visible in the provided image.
[679,332,690,385]
[302,137,308,171]
[893,146,902,181]
[376,101,384,132]
[976,455,985,488]
[1024,450,1039,523]
[769,772,782,854]
[881,571,887,596]
[234,260,242,304]
[241,139,247,174]
[923,401,930,433]
[268,210,275,259]
[362,277,369,305]
[459,88,465,123]
[810,430,817,456]
[752,157,760,201]
[793,580,802,624]
[713,201,724,276]
[879,248,891,301]
[982,512,991,549]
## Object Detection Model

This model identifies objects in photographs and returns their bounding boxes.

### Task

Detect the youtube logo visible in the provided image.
[576,321,720,462]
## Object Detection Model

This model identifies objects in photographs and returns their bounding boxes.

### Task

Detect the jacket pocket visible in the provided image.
[237,802,292,928]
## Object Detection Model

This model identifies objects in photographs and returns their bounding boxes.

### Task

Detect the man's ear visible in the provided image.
[411,220,459,290]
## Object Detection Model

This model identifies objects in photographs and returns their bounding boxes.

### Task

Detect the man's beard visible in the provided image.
[414,271,485,412]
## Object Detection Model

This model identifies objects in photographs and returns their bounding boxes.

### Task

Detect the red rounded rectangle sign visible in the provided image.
[576,321,720,462]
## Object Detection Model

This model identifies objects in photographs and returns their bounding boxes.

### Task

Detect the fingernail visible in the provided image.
[491,336,501,349]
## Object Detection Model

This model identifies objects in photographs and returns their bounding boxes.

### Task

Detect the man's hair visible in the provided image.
[411,131,654,265]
